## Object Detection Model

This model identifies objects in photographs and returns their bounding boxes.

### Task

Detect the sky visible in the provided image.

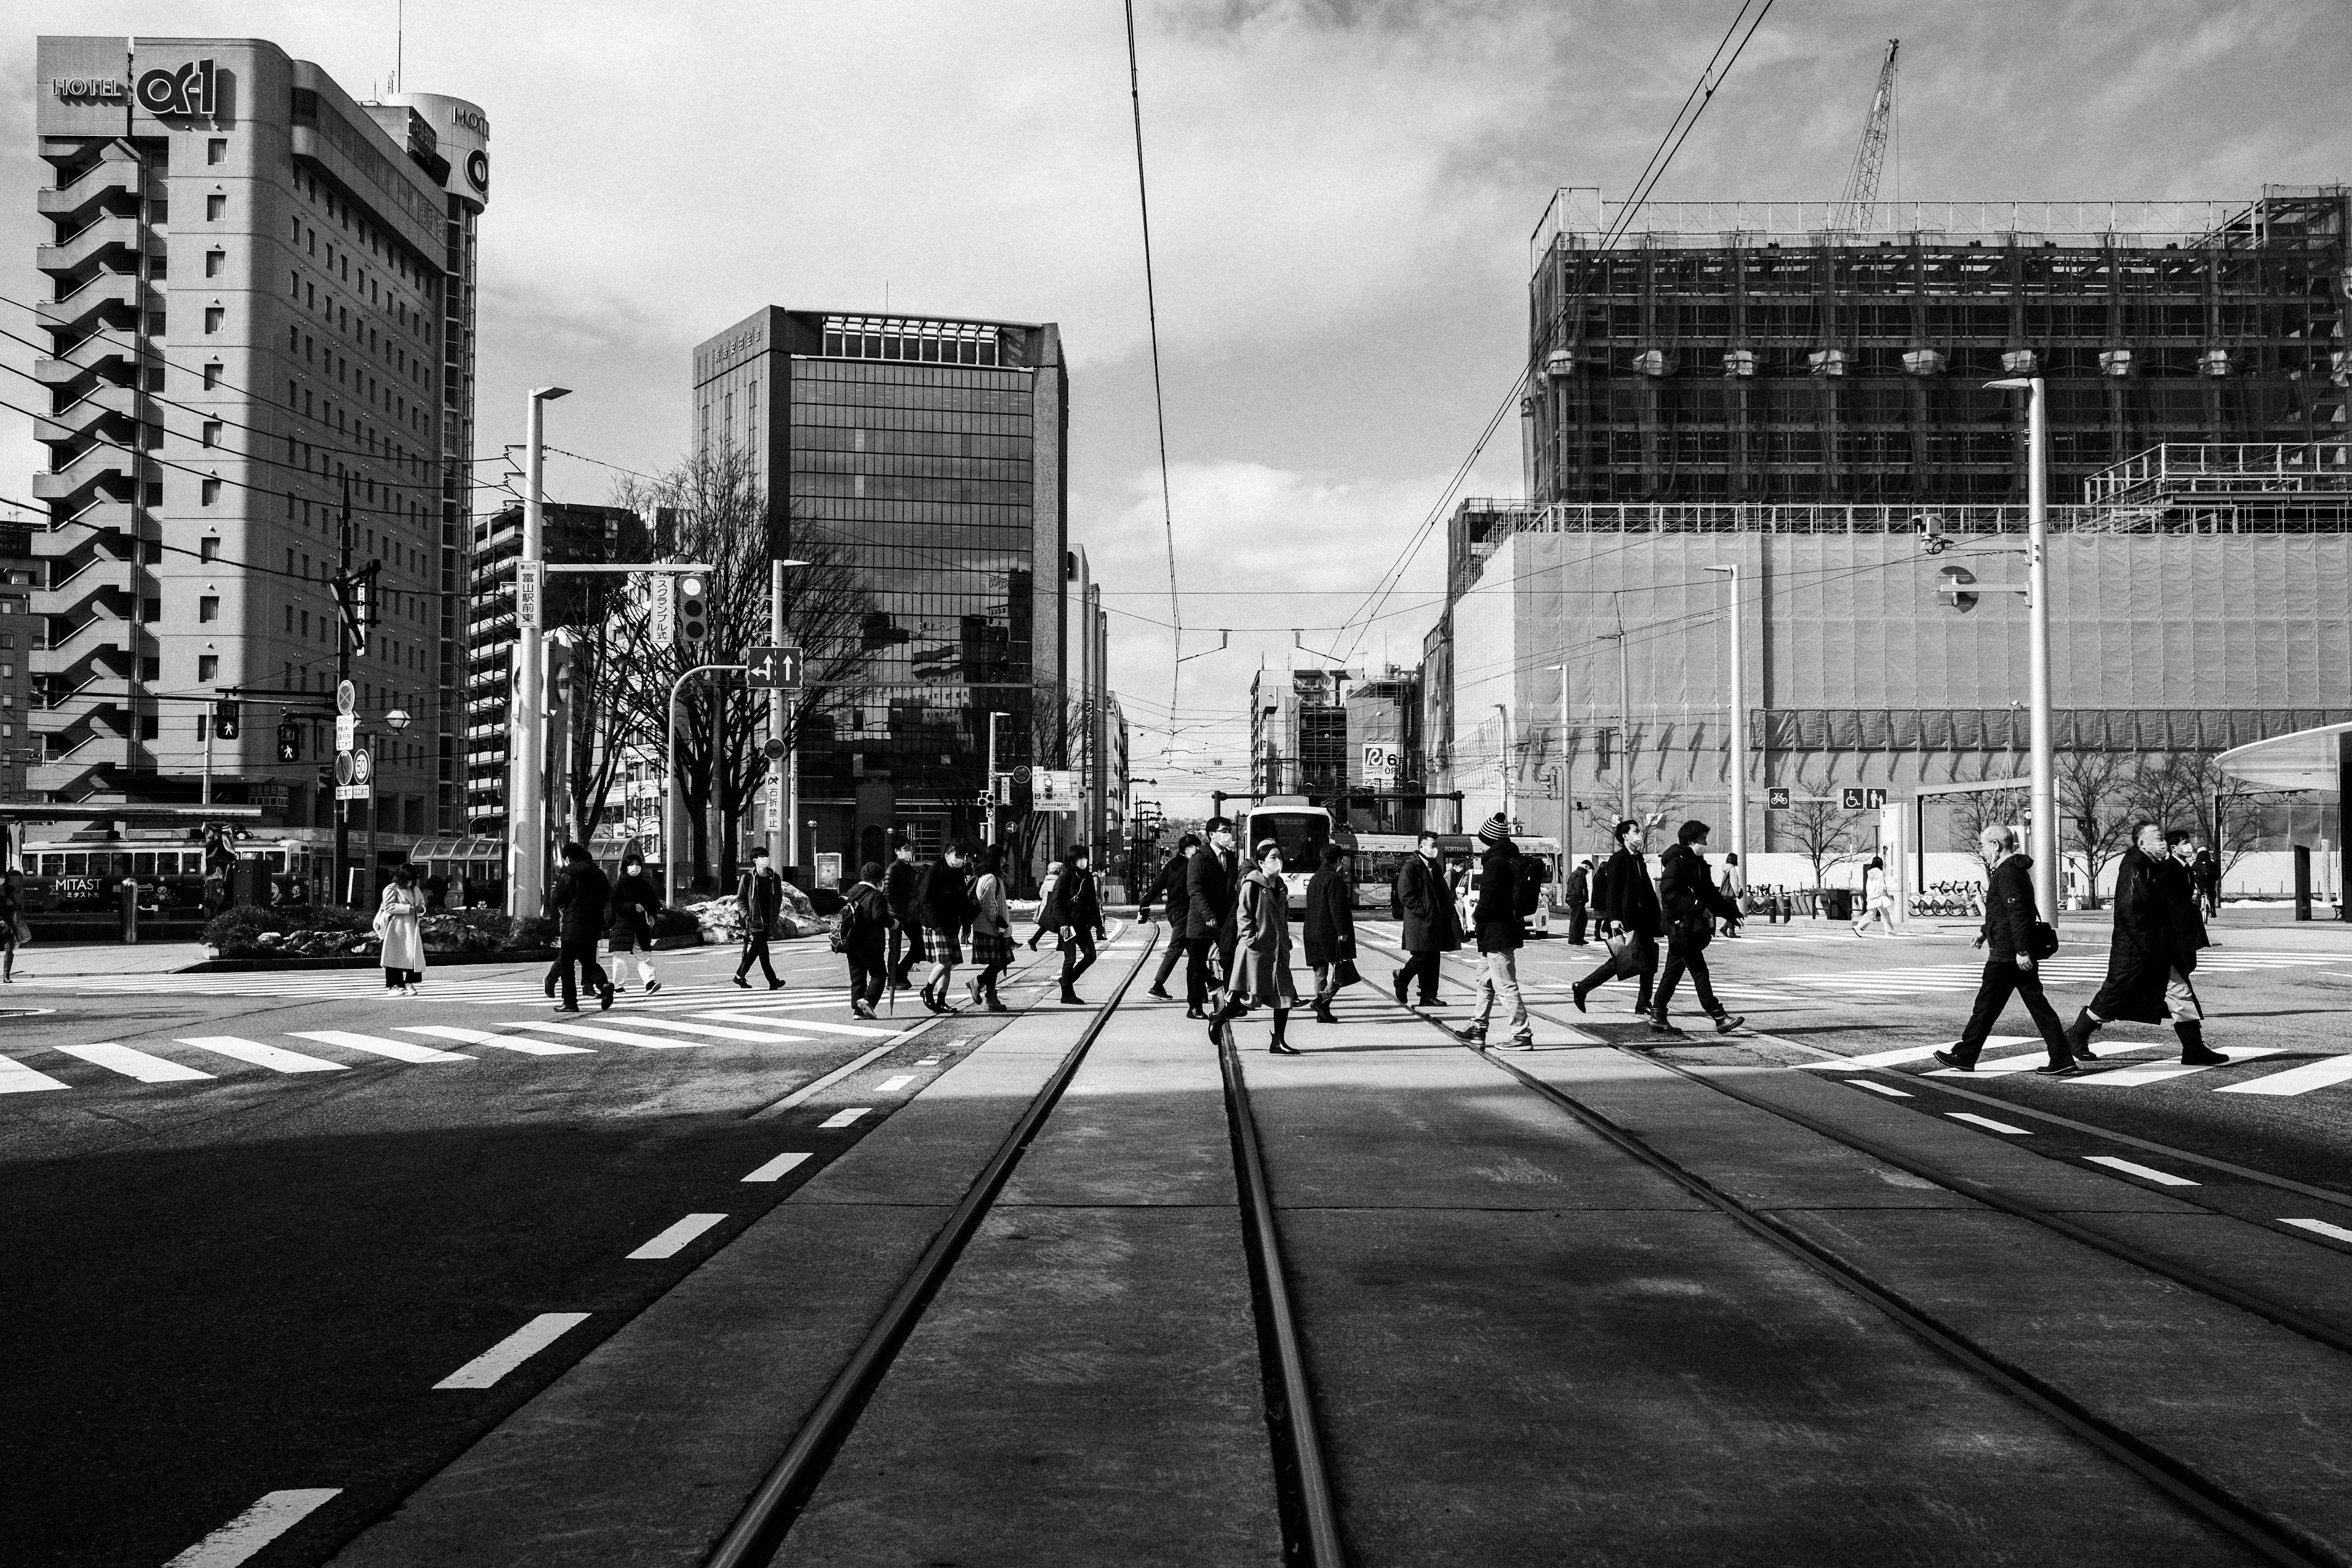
[6,0,2350,813]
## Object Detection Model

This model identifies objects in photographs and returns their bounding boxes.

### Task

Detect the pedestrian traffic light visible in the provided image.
[677,573,707,651]
[212,699,241,741]
[276,718,301,762]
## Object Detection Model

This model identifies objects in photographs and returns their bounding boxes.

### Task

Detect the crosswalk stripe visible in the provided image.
[432,1313,590,1390]
[0,1054,72,1093]
[691,1009,898,1038]
[595,1018,813,1044]
[2217,1054,2352,1098]
[1802,1037,2033,1070]
[56,1043,214,1082]
[287,1030,472,1064]
[177,1036,347,1074]
[499,1020,710,1050]
[398,1025,595,1055]
[2075,1047,2286,1088]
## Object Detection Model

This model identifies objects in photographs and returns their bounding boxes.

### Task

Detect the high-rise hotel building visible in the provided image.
[28,37,486,868]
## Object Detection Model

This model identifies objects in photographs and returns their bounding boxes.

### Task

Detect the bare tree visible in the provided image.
[1947,785,2030,851]
[2127,751,2263,877]
[2057,748,2139,908]
[1780,796,1868,889]
[608,440,871,890]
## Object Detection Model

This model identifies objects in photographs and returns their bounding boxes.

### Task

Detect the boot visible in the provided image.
[1061,987,1085,1006]
[1713,1013,1746,1035]
[1391,968,1411,1006]
[2177,1020,2229,1066]
[1311,997,1336,1024]
[1269,1009,1300,1055]
[1569,982,1591,1013]
[2064,1009,2101,1061]
[1646,1013,1686,1036]
[1458,1022,1487,1044]
[987,986,1011,1014]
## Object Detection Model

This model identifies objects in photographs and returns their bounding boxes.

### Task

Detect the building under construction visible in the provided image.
[1522,187,2349,505]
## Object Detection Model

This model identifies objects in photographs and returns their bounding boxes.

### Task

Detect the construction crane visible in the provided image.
[1833,39,1900,233]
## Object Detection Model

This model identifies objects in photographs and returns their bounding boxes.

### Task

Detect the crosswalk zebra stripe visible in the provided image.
[2074,1047,2287,1087]
[56,1042,214,1082]
[287,1030,472,1064]
[176,1036,347,1073]
[2217,1054,2352,1098]
[398,1025,595,1055]
[593,1017,813,1044]
[499,1021,714,1050]
[0,1054,71,1093]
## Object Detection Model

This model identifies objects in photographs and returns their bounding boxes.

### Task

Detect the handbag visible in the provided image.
[2027,921,2060,961]
[1332,957,1363,990]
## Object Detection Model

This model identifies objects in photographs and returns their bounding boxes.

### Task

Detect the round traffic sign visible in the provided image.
[1012,764,1031,783]
[763,737,788,761]
[333,753,353,786]
[336,679,357,716]
[350,748,374,785]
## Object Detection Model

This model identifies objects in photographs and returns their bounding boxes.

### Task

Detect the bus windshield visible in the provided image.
[1242,808,1330,874]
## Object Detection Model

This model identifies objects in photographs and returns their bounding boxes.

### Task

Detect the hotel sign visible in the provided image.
[56,59,214,116]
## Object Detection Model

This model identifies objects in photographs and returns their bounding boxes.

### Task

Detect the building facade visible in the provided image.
[28,37,485,885]
[690,307,1072,876]
[0,519,34,801]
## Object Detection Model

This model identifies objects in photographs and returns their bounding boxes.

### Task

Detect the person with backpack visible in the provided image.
[1649,820,1744,1036]
[608,851,664,995]
[1042,842,1106,1005]
[1140,834,1197,1001]
[1028,853,1065,952]
[1391,830,1461,1009]
[835,862,891,1019]
[965,843,1014,1012]
[1458,815,1534,1049]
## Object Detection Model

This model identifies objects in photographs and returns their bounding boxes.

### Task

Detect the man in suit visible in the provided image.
[1392,829,1461,1008]
[1933,826,2078,1074]
[1183,818,1239,1019]
[1141,834,1198,1001]
[1571,818,1661,1016]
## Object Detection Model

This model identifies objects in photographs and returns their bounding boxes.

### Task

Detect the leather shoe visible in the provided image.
[1269,1039,1302,1055]
[1391,969,1409,1006]
[1569,984,1589,1014]
[2033,1061,2083,1076]
[1932,1049,1971,1072]
[1185,1006,1207,1020]
[1147,986,1173,1001]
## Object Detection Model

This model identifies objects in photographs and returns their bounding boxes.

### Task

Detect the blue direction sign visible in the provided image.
[746,644,804,690]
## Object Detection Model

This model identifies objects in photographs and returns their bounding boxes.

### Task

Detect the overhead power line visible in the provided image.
[1123,0,1185,755]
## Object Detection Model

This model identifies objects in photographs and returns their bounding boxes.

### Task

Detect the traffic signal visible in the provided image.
[677,573,707,651]
[212,699,241,741]
[1936,563,1979,612]
[276,718,301,762]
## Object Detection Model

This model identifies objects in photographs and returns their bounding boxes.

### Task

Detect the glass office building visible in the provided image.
[690,307,1069,875]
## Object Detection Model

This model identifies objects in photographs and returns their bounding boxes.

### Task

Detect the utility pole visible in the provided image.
[1547,663,1571,864]
[767,559,786,869]
[1493,703,1513,827]
[1599,591,1632,823]
[511,386,569,918]
[333,476,352,907]
[1989,375,2060,917]
[1706,562,1747,872]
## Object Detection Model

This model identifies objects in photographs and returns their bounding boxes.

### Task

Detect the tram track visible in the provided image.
[704,921,1343,1568]
[1358,934,2351,1568]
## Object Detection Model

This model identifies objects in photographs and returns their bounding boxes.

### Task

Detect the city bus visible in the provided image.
[1236,797,1351,913]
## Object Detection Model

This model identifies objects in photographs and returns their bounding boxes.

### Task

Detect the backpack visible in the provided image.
[832,885,882,953]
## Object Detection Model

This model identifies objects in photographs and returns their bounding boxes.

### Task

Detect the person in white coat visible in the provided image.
[1852,855,1897,937]
[378,862,429,994]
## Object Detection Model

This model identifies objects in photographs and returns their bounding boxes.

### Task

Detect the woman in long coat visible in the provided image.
[1213,840,1302,1055]
[2066,823,2226,1065]
[377,862,429,995]
[1301,842,1356,1024]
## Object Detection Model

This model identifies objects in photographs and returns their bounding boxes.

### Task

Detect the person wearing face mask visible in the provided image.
[1184,818,1240,1020]
[2063,820,2228,1068]
[1213,839,1301,1055]
[1571,818,1662,1016]
[1391,829,1461,1009]
[607,851,665,995]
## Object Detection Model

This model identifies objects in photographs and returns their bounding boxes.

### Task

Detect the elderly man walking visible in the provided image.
[1932,826,2078,1075]
[2064,821,2229,1067]
[1392,830,1461,1009]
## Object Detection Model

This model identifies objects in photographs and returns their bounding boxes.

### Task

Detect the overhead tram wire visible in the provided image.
[1123,0,1185,754]
[1326,0,1779,667]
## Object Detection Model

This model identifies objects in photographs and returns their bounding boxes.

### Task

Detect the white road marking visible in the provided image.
[163,1488,343,1567]
[626,1212,728,1260]
[876,1074,916,1092]
[818,1106,871,1129]
[398,1025,594,1055]
[742,1151,812,1183]
[2282,1218,2352,1245]
[501,1021,710,1049]
[1846,1079,1912,1098]
[56,1043,214,1082]
[2075,1047,2286,1088]
[432,1312,592,1389]
[1948,1112,2032,1134]
[2085,1155,2199,1186]
[0,1054,72,1093]
[287,1030,472,1064]
[177,1036,347,1074]
[2218,1054,2352,1098]
[594,1017,813,1044]
[1940,1050,2060,1076]
[750,1043,905,1118]
[916,1056,942,1065]
[1800,1037,2033,1071]
[693,1008,900,1037]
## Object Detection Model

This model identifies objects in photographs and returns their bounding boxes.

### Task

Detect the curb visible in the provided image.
[179,948,561,974]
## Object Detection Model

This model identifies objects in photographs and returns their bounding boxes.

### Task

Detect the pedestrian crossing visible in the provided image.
[0,1000,925,1099]
[1797,1035,2352,1098]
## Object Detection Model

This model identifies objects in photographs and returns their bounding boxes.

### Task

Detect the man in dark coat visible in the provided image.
[734,846,787,990]
[1392,829,1461,1008]
[2065,821,2227,1066]
[1572,818,1662,1016]
[1141,834,1198,1001]
[1042,842,1106,1005]
[1563,857,1592,946]
[1302,842,1356,1023]
[1932,826,2077,1072]
[1648,820,1744,1036]
[882,835,925,989]
[548,842,615,1013]
[1458,816,1532,1048]
[1183,818,1240,1018]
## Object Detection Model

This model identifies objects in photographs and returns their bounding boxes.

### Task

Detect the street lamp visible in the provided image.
[767,557,812,869]
[511,385,571,919]
[1986,375,2060,918]
[383,708,412,733]
[1545,663,1572,865]
[1704,564,1747,876]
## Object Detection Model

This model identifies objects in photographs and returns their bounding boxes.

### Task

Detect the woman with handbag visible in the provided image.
[377,862,429,995]
[1212,840,1302,1055]
[1302,842,1357,1024]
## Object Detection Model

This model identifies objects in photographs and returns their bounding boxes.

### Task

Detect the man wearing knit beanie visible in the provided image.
[1461,813,1534,1049]
[1477,812,1509,847]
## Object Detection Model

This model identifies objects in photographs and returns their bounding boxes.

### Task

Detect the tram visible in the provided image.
[1235,796,1352,913]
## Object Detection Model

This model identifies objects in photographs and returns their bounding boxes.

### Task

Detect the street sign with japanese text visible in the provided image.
[334,715,358,752]
[1031,768,1079,812]
[515,559,543,632]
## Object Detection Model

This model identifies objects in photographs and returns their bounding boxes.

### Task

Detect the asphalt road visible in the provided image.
[0,937,1080,1568]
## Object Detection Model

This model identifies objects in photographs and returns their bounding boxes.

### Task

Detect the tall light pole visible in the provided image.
[1988,375,2060,917]
[1493,702,1513,827]
[1705,562,1747,874]
[510,385,569,918]
[1599,592,1632,823]
[766,557,811,870]
[1545,662,1571,864]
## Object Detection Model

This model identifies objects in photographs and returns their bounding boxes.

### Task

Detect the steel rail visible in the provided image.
[1221,1028,1349,1567]
[703,925,1161,1567]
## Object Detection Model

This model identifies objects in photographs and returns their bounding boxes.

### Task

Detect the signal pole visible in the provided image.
[1989,375,2060,917]
[511,386,569,918]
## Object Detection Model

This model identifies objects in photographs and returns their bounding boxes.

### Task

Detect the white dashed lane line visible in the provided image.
[877,1074,916,1092]
[742,1151,811,1183]
[162,1488,343,1567]
[432,1313,592,1390]
[625,1213,729,1261]
[818,1106,871,1129]
[1947,1112,2032,1135]
[1846,1079,1912,1098]
[2282,1218,2352,1245]
[2085,1155,2200,1187]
